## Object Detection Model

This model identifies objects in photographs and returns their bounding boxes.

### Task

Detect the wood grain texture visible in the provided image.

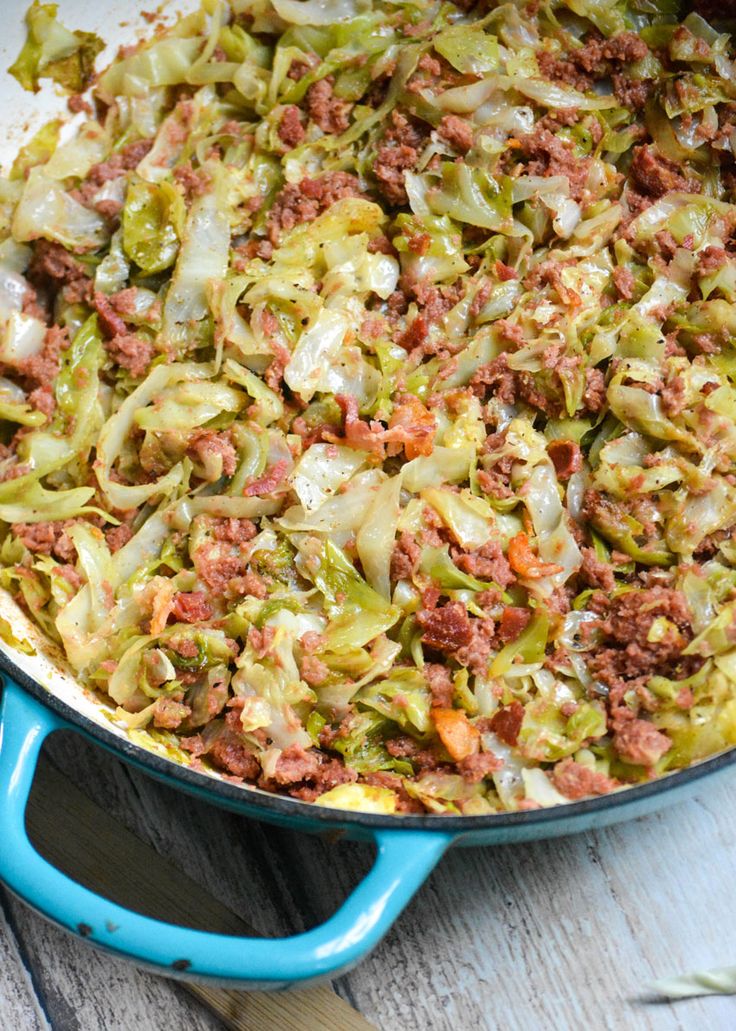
[23,754,373,1031]
[0,893,50,1031]
[2,728,736,1030]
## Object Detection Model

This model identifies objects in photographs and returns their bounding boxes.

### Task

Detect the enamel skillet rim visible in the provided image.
[3,643,735,833]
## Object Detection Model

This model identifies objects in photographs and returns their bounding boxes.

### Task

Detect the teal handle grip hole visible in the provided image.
[0,678,452,988]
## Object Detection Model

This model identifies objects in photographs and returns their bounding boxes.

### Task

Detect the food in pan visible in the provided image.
[1,0,736,814]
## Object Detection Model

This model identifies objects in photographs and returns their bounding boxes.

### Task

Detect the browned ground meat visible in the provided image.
[583,368,607,412]
[587,587,699,688]
[27,384,55,419]
[612,266,636,300]
[386,734,444,771]
[698,245,728,272]
[187,429,238,479]
[243,458,290,496]
[272,745,320,784]
[12,520,77,562]
[471,353,519,405]
[194,546,248,596]
[277,105,306,150]
[497,607,532,643]
[630,146,692,198]
[438,114,474,153]
[105,333,154,378]
[613,74,652,111]
[391,531,421,580]
[27,242,91,303]
[15,325,70,388]
[213,518,258,544]
[472,351,562,416]
[266,172,364,243]
[477,468,514,501]
[171,591,213,623]
[68,93,92,114]
[551,758,620,799]
[579,547,616,592]
[22,284,48,322]
[454,618,495,675]
[454,541,515,588]
[516,129,592,201]
[299,653,328,685]
[93,291,128,337]
[107,287,141,316]
[208,729,261,780]
[537,50,592,93]
[85,138,153,186]
[612,717,672,767]
[458,751,502,782]
[172,162,212,200]
[661,370,687,417]
[260,744,357,801]
[306,76,352,134]
[538,31,648,91]
[227,570,269,600]
[425,662,455,708]
[105,524,134,553]
[373,109,429,205]
[396,314,430,354]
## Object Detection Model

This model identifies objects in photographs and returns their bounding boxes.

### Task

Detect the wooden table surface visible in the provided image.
[2,728,736,1031]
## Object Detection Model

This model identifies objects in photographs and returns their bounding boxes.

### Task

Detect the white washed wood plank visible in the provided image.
[5,895,224,1031]
[336,781,736,1031]
[0,893,50,1031]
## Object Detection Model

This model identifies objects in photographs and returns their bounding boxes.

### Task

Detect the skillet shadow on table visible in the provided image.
[16,728,736,1031]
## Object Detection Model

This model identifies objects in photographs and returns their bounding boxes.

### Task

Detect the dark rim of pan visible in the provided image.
[2,644,734,832]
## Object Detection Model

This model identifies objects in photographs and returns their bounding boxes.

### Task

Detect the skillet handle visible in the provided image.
[0,678,452,987]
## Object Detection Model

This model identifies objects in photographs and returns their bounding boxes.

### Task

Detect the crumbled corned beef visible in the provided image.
[458,751,503,783]
[306,76,352,134]
[105,333,154,378]
[373,110,428,205]
[12,520,78,563]
[437,114,474,153]
[630,146,692,198]
[266,172,363,244]
[612,718,672,767]
[171,592,213,623]
[551,758,619,799]
[277,105,306,150]
[425,662,455,708]
[187,429,238,480]
[454,540,514,588]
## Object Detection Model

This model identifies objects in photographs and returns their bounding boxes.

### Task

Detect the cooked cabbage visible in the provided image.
[0,0,734,819]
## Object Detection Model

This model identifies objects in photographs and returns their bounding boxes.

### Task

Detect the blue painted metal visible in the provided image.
[0,679,451,987]
[1,674,734,987]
